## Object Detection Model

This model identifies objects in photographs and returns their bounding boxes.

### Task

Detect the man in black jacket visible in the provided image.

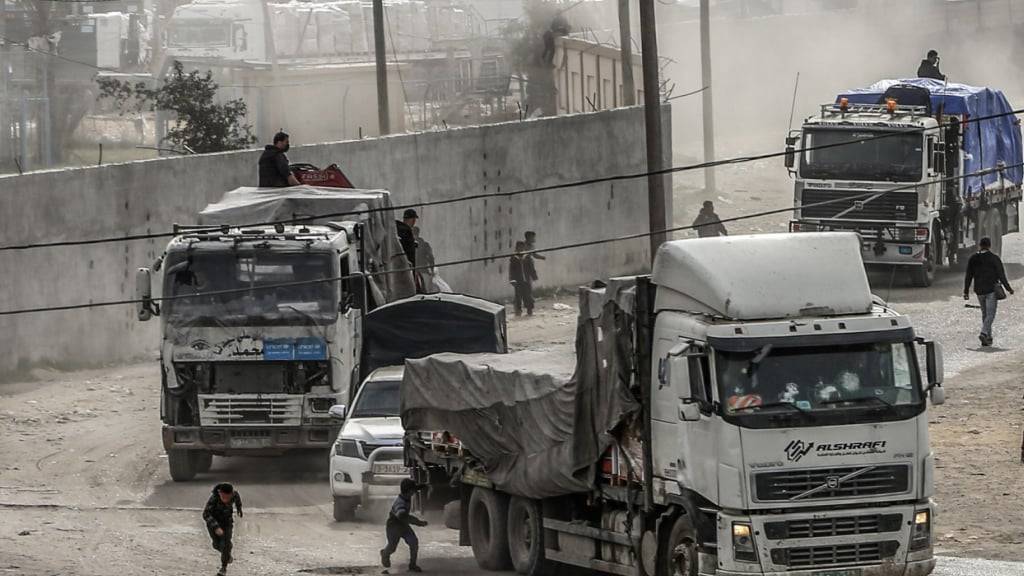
[964,237,1013,347]
[917,50,946,81]
[380,478,427,573]
[258,131,300,187]
[203,483,244,576]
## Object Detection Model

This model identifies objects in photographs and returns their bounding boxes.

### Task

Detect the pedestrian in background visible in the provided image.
[963,236,1013,347]
[203,483,244,576]
[693,201,728,238]
[509,241,537,317]
[524,230,546,261]
[380,478,427,573]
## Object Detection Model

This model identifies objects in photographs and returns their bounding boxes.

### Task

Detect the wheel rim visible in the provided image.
[510,503,535,562]
[670,538,695,576]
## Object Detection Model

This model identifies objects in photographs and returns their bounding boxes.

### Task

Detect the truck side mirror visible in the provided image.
[924,340,944,387]
[329,404,348,420]
[679,401,702,422]
[929,385,945,406]
[136,267,157,321]
[784,135,799,170]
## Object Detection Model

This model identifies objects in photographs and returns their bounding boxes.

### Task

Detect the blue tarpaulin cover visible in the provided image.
[837,79,1022,196]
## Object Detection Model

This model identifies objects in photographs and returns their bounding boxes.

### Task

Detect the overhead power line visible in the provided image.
[1,161,1018,318]
[2,105,1022,253]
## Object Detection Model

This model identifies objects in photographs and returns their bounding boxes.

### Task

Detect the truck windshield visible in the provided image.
[801,129,923,182]
[716,342,924,427]
[351,380,401,418]
[163,251,337,327]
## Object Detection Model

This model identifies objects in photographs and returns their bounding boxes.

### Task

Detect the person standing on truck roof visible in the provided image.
[964,237,1014,347]
[203,483,244,576]
[693,201,728,238]
[509,240,538,317]
[917,50,946,81]
[258,131,300,188]
[380,478,427,573]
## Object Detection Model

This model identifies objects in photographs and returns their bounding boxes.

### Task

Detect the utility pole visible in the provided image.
[699,0,716,193]
[372,0,390,135]
[617,0,635,106]
[639,0,666,261]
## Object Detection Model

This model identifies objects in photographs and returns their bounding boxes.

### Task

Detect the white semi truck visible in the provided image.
[786,79,1022,286]
[402,232,943,576]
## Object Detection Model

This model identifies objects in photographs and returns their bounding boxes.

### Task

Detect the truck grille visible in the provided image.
[764,514,902,539]
[754,465,910,501]
[199,394,303,426]
[771,541,898,568]
[800,189,918,221]
[360,442,404,461]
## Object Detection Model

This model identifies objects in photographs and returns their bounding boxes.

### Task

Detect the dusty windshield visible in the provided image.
[801,129,923,182]
[163,251,337,326]
[351,380,401,419]
[717,342,922,420]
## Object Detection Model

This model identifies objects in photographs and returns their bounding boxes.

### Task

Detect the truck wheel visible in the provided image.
[468,487,512,570]
[333,497,358,522]
[659,515,698,576]
[195,452,213,474]
[507,496,547,575]
[167,450,197,482]
[909,257,934,287]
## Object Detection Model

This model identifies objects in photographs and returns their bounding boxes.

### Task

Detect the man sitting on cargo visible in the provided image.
[917,50,946,81]
[258,131,300,188]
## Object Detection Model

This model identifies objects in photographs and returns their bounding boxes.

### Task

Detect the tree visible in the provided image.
[98,61,257,153]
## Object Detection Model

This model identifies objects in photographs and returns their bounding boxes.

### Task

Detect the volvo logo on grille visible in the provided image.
[825,475,841,489]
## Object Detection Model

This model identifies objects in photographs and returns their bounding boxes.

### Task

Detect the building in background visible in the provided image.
[551,35,642,115]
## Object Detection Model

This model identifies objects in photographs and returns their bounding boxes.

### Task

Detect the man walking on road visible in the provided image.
[203,483,244,576]
[693,200,728,238]
[381,478,427,573]
[964,236,1013,347]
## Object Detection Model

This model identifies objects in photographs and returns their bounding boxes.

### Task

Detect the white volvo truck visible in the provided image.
[403,232,943,576]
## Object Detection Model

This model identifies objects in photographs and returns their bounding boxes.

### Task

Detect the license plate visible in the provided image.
[231,437,272,449]
[812,570,862,576]
[372,463,408,475]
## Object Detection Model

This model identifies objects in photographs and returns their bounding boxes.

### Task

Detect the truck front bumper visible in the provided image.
[162,425,341,456]
[713,558,936,576]
[712,502,936,576]
[790,220,930,267]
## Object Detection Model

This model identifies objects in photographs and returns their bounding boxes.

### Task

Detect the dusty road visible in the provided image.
[4,218,1024,574]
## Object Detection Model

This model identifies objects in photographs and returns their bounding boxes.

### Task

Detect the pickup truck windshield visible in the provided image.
[801,129,923,182]
[717,341,924,428]
[351,380,401,418]
[163,251,337,327]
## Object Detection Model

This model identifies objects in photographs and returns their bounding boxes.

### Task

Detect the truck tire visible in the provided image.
[443,500,462,530]
[167,450,197,482]
[195,452,213,474]
[507,496,547,575]
[659,515,698,576]
[333,497,358,522]
[468,487,512,570]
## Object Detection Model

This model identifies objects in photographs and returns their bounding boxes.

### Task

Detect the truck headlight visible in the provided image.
[910,510,931,551]
[732,522,757,562]
[335,439,362,459]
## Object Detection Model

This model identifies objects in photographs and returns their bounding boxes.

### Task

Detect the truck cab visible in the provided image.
[787,79,1022,287]
[650,233,941,575]
[138,222,366,481]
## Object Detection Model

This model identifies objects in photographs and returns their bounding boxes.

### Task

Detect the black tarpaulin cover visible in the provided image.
[401,280,641,499]
[362,293,507,380]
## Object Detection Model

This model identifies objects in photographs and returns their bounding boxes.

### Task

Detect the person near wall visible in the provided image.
[258,131,300,187]
[692,200,728,238]
[509,241,538,317]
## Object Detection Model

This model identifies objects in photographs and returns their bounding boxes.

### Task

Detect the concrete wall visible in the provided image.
[0,106,671,380]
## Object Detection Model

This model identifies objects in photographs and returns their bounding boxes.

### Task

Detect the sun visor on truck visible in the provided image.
[361,293,507,381]
[708,327,916,352]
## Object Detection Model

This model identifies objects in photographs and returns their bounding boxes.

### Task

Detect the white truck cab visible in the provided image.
[329,366,407,521]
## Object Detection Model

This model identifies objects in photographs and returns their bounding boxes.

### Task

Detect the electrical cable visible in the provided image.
[2,105,1022,252]
[1,161,1018,317]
